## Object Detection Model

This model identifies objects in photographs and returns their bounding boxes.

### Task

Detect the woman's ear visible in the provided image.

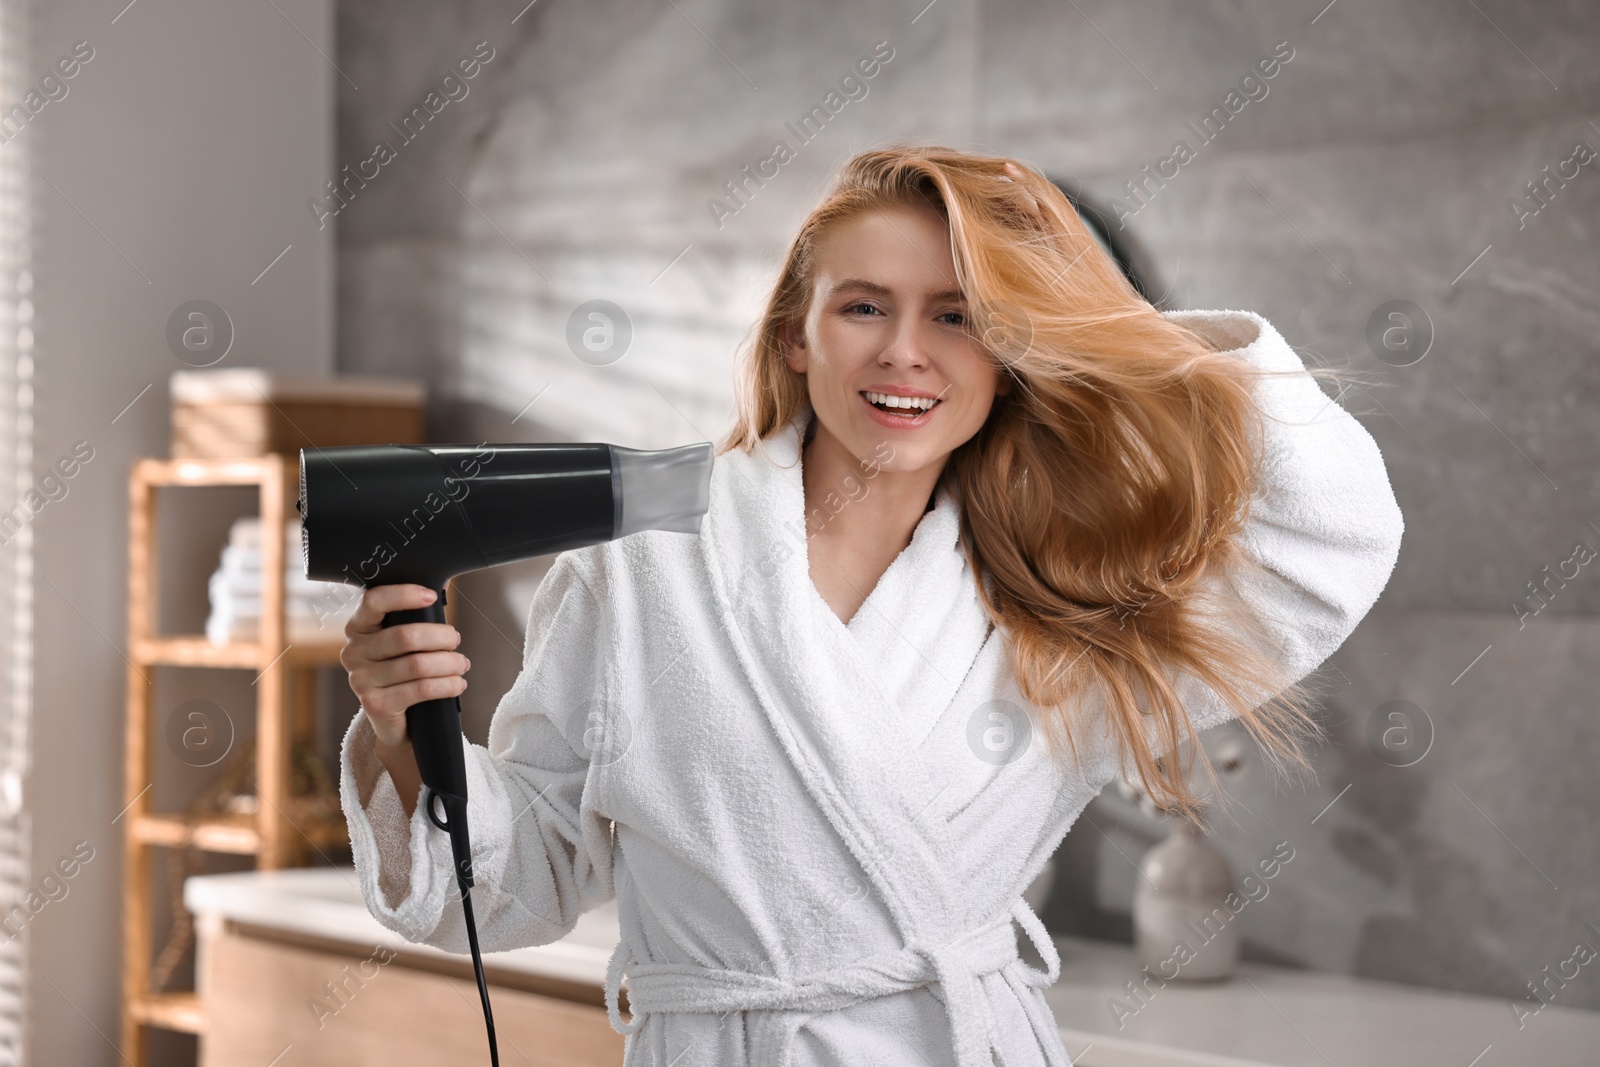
[779,319,807,374]
[996,370,1014,397]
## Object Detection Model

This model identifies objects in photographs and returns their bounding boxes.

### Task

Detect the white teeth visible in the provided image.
[863,390,937,412]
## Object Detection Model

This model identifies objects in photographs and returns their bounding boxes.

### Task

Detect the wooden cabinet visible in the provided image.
[195,921,624,1066]
[184,868,627,1066]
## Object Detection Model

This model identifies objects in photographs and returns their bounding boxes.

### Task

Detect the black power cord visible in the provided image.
[459,890,499,1065]
[426,786,499,1066]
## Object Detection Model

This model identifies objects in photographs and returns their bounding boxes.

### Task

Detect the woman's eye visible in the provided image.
[939,311,967,326]
[845,302,881,316]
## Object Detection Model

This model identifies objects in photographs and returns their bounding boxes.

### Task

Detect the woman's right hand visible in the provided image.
[340,584,471,749]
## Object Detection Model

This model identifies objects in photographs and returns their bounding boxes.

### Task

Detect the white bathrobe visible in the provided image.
[339,308,1405,1067]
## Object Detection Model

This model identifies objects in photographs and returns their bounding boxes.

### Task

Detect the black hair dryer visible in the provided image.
[297,440,712,1066]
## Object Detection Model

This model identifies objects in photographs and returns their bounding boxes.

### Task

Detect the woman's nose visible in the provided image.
[879,320,932,367]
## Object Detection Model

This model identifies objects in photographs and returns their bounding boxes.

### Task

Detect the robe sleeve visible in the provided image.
[1175,314,1405,734]
[338,547,617,954]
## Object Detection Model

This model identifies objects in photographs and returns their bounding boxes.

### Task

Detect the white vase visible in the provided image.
[1132,819,1240,980]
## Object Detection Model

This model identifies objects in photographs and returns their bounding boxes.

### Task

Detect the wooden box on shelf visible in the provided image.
[170,369,426,459]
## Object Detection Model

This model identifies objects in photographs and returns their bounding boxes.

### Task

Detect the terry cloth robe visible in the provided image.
[339,308,1405,1067]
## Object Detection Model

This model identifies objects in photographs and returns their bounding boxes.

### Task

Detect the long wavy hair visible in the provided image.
[717,143,1342,824]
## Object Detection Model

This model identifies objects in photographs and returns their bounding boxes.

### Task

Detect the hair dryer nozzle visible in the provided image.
[612,442,713,537]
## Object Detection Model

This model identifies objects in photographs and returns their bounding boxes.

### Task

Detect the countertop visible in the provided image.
[184,866,618,989]
[1044,936,1600,1066]
[186,868,1600,1066]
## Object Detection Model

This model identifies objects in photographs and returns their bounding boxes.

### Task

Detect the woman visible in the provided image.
[338,145,1404,1066]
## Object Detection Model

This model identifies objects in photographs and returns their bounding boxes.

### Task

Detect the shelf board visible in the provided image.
[135,455,287,488]
[131,808,348,856]
[133,635,345,668]
[129,990,206,1034]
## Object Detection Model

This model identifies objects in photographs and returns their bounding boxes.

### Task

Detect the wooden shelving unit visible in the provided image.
[120,454,347,1063]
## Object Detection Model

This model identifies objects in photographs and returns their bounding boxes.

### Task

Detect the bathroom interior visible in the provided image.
[8,0,1600,1064]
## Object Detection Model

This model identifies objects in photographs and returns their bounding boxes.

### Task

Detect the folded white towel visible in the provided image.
[205,518,355,646]
[225,514,304,551]
[204,611,354,647]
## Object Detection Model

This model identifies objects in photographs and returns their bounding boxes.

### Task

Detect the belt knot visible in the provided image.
[604,897,1060,1067]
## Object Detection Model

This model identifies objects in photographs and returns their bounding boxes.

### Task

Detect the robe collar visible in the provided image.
[688,402,1062,1066]
[712,401,987,741]
[700,399,998,937]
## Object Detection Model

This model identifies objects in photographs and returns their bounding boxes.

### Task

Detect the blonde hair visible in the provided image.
[718,143,1340,824]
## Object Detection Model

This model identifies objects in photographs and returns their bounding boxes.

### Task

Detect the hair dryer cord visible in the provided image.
[425,785,500,1067]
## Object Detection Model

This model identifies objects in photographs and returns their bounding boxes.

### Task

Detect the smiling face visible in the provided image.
[780,202,1009,477]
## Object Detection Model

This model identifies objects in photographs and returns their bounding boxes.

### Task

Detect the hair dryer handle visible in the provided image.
[381,588,475,889]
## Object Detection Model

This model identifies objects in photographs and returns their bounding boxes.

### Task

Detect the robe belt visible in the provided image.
[604,897,1062,1067]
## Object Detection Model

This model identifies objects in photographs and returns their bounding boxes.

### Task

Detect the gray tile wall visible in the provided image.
[335,0,1600,1009]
